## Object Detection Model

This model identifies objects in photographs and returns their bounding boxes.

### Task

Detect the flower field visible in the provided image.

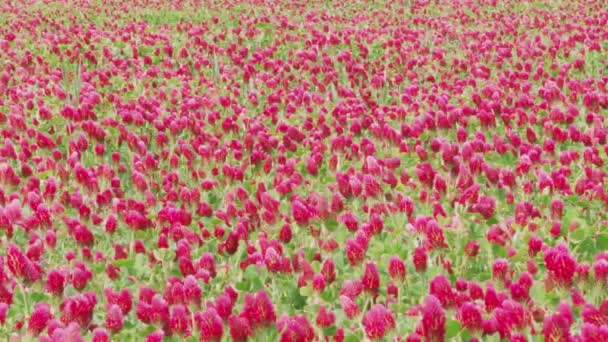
[1,0,608,340]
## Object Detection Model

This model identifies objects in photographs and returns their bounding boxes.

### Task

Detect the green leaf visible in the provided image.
[92,262,106,275]
[38,170,52,180]
[460,328,473,341]
[235,281,249,291]
[530,283,545,304]
[290,286,307,311]
[578,238,596,258]
[320,288,338,302]
[322,326,337,336]
[304,247,315,261]
[138,326,158,337]
[570,226,587,242]
[123,319,135,330]
[344,334,360,342]
[426,265,443,279]
[597,233,608,250]
[207,192,221,207]
[299,286,313,297]
[563,206,578,227]
[335,253,346,270]
[134,253,148,278]
[114,258,135,268]
[487,217,499,225]
[446,320,461,338]
[491,243,507,258]
[30,292,47,303]
[244,265,262,281]
[249,277,264,291]
[324,218,338,232]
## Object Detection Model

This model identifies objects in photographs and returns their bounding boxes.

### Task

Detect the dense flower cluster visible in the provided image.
[0,0,607,340]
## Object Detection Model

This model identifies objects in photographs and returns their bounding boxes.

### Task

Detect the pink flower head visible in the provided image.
[429,275,456,308]
[544,244,577,287]
[345,238,365,266]
[60,292,97,328]
[169,304,190,335]
[228,314,252,341]
[105,304,124,333]
[339,295,361,319]
[413,247,428,272]
[362,304,395,340]
[241,290,276,328]
[28,302,53,335]
[316,306,335,328]
[388,256,406,282]
[195,308,223,341]
[421,295,446,341]
[362,262,380,293]
[457,302,482,333]
[277,314,314,342]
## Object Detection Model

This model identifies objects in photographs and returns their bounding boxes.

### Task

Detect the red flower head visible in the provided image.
[195,308,223,342]
[494,300,529,337]
[104,288,132,315]
[421,295,446,342]
[228,314,252,342]
[510,333,527,342]
[145,329,165,342]
[339,295,361,319]
[169,304,190,335]
[362,262,380,293]
[50,322,84,342]
[312,273,326,293]
[338,211,359,232]
[581,323,608,341]
[362,304,396,340]
[199,252,217,278]
[28,302,53,335]
[279,224,293,243]
[544,244,577,288]
[46,268,67,296]
[183,276,202,307]
[430,275,455,308]
[136,294,169,325]
[7,242,41,283]
[593,253,608,283]
[465,241,480,257]
[241,290,276,329]
[92,328,110,342]
[60,292,97,328]
[468,282,484,301]
[528,236,543,256]
[321,258,336,283]
[215,293,234,320]
[292,199,312,225]
[345,238,365,266]
[471,195,496,220]
[71,262,93,291]
[340,279,363,300]
[492,258,510,282]
[277,314,314,342]
[105,304,124,333]
[0,303,8,324]
[424,221,447,249]
[550,199,564,219]
[581,304,608,326]
[316,306,335,328]
[543,313,572,341]
[457,302,482,333]
[413,247,428,272]
[388,256,406,282]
